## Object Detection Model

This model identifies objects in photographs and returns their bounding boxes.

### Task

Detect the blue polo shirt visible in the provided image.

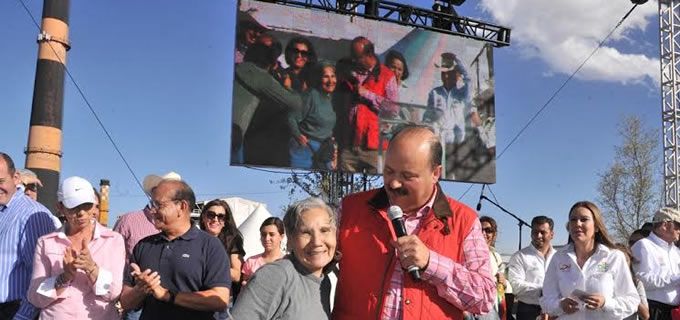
[124,226,231,320]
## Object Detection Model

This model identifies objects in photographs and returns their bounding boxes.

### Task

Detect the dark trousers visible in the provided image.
[648,299,675,320]
[515,301,541,320]
[0,300,21,319]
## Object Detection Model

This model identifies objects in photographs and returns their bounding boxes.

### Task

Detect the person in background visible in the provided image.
[198,199,245,303]
[616,244,649,320]
[17,168,42,201]
[241,217,285,284]
[628,229,646,247]
[282,37,317,93]
[0,152,55,319]
[507,215,556,320]
[232,197,335,320]
[333,125,495,320]
[631,207,680,320]
[235,12,268,64]
[385,50,420,122]
[114,171,182,320]
[28,176,125,319]
[468,216,510,320]
[288,60,338,170]
[336,36,399,174]
[540,201,639,319]
[120,179,231,320]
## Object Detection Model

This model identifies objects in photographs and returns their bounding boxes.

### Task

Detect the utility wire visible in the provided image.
[459,3,640,201]
[17,0,147,196]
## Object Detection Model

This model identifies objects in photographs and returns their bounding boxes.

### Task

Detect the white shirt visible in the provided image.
[426,84,474,144]
[631,232,680,306]
[540,244,639,320]
[508,244,556,305]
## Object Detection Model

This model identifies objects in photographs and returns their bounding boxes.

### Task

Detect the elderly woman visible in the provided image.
[28,176,125,319]
[199,199,245,300]
[540,201,640,320]
[232,197,335,319]
[288,61,338,170]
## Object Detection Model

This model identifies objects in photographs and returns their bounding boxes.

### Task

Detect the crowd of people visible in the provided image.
[1,123,680,320]
[232,13,495,180]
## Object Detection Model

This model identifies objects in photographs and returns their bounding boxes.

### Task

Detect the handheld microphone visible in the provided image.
[387,205,421,281]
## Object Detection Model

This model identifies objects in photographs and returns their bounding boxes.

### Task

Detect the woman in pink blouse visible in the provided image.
[28,176,125,320]
[241,217,285,283]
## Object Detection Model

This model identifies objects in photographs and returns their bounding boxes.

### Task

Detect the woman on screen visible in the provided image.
[540,201,639,319]
[288,60,338,170]
[282,37,318,93]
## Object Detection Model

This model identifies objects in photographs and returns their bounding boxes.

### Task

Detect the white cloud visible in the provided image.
[480,0,659,85]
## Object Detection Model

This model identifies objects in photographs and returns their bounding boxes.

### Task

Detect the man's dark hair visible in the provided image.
[390,124,441,170]
[531,215,554,230]
[0,152,16,175]
[171,180,196,212]
[244,41,282,70]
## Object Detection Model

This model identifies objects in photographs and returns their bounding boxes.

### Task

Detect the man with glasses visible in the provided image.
[120,179,231,320]
[507,216,556,320]
[631,207,680,320]
[113,171,181,320]
[336,36,399,174]
[0,153,55,319]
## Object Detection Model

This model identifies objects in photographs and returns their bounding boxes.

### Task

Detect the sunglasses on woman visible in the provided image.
[205,211,226,221]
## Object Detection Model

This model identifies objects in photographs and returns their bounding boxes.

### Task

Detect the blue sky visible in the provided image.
[1,0,662,255]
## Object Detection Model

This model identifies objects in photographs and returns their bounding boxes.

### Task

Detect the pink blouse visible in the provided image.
[242,253,282,279]
[28,222,125,320]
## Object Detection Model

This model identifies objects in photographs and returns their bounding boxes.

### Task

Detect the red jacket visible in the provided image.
[352,64,395,150]
[333,187,479,320]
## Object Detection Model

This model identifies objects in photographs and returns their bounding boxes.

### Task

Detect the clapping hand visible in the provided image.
[73,239,97,274]
[62,247,78,281]
[129,263,167,300]
[580,293,605,310]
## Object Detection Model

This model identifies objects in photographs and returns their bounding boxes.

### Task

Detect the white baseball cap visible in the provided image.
[58,176,97,209]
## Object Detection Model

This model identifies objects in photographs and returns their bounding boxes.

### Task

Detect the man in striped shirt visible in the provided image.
[0,153,55,319]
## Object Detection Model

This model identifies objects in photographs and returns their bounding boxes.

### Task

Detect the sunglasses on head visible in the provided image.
[205,211,226,221]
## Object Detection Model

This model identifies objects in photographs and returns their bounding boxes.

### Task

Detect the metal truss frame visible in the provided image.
[270,0,511,47]
[660,0,680,208]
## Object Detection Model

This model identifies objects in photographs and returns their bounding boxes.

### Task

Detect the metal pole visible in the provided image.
[25,0,70,215]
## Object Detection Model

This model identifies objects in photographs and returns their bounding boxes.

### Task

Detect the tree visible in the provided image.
[273,171,380,207]
[597,115,660,243]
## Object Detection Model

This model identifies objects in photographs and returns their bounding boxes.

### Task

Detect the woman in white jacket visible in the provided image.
[540,201,640,320]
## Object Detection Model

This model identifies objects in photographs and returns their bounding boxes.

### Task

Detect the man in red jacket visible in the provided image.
[336,36,399,174]
[333,125,495,320]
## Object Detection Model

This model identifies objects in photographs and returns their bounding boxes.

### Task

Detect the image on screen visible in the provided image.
[231,0,496,183]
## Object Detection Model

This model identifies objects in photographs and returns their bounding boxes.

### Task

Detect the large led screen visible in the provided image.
[231,0,496,183]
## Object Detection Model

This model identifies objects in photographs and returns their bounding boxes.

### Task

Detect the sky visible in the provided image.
[1,0,662,255]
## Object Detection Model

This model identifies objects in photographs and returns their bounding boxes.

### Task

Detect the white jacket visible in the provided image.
[540,243,639,320]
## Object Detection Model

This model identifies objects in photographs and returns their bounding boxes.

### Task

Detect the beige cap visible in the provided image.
[142,171,182,196]
[652,207,680,224]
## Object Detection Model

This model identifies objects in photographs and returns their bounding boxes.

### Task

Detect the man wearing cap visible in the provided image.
[424,52,481,179]
[120,179,231,320]
[114,172,181,320]
[0,152,55,319]
[631,207,680,320]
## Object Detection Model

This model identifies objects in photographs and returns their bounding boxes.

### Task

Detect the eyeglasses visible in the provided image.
[482,227,496,234]
[292,48,310,58]
[148,199,178,211]
[25,183,39,192]
[205,211,226,221]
